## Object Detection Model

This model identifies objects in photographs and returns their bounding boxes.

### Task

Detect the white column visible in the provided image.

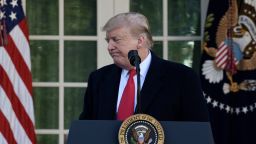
[97,0,130,69]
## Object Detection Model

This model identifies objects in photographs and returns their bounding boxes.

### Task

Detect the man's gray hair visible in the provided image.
[103,12,153,48]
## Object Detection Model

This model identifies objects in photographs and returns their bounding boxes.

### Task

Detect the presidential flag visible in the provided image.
[201,0,256,143]
[0,0,36,144]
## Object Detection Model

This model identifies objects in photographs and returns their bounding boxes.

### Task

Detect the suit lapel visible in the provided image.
[138,53,165,113]
[98,65,121,119]
[98,53,165,118]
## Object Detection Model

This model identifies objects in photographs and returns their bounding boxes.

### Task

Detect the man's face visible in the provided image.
[106,27,138,69]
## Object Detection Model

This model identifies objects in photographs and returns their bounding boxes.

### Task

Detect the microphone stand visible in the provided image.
[135,62,141,114]
[128,50,142,114]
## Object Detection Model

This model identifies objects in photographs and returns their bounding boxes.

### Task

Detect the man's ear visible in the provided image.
[137,34,145,49]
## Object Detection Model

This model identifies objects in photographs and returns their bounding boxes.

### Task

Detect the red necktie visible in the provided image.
[117,69,136,120]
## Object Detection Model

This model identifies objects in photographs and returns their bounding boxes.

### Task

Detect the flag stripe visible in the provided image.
[0,133,8,144]
[216,53,227,65]
[0,111,17,144]
[10,22,31,70]
[0,87,32,144]
[216,56,227,68]
[0,66,36,143]
[215,42,230,69]
[4,35,32,95]
[216,42,226,55]
[0,48,35,123]
[217,60,227,69]
[215,48,228,63]
[18,20,29,42]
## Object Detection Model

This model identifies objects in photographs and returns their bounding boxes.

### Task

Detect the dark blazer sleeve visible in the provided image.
[79,64,121,120]
[180,68,209,121]
[79,72,96,120]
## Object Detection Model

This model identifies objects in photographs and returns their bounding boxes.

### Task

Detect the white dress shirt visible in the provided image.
[116,51,152,112]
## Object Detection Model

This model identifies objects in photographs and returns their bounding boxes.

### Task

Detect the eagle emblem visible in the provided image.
[118,114,164,144]
[131,125,152,144]
[201,0,256,115]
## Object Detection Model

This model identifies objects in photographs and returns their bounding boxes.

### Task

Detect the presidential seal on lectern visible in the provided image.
[118,114,164,144]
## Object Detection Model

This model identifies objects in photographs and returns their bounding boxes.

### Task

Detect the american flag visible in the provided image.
[215,41,229,69]
[0,0,36,144]
[215,41,238,74]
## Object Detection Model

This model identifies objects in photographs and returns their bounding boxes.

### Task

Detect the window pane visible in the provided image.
[64,0,97,35]
[168,41,200,67]
[152,41,163,58]
[191,41,201,73]
[168,0,200,36]
[64,41,96,82]
[37,135,58,144]
[30,40,59,82]
[34,87,59,129]
[27,0,58,35]
[64,88,85,129]
[130,0,163,35]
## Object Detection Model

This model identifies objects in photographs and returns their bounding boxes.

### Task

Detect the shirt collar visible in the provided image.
[121,51,152,78]
[140,50,151,78]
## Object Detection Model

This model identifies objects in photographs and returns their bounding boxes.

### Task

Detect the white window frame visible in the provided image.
[28,0,209,143]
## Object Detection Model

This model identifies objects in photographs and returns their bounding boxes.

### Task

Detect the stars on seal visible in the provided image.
[230,108,234,114]
[243,8,255,17]
[242,8,256,58]
[206,97,212,103]
[249,105,254,112]
[219,103,225,110]
[204,93,256,115]
[235,108,241,115]
[212,100,218,108]
[225,106,231,113]
[242,39,256,58]
[242,107,248,114]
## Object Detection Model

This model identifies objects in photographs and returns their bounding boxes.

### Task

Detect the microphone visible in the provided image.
[128,50,141,66]
[128,50,142,114]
